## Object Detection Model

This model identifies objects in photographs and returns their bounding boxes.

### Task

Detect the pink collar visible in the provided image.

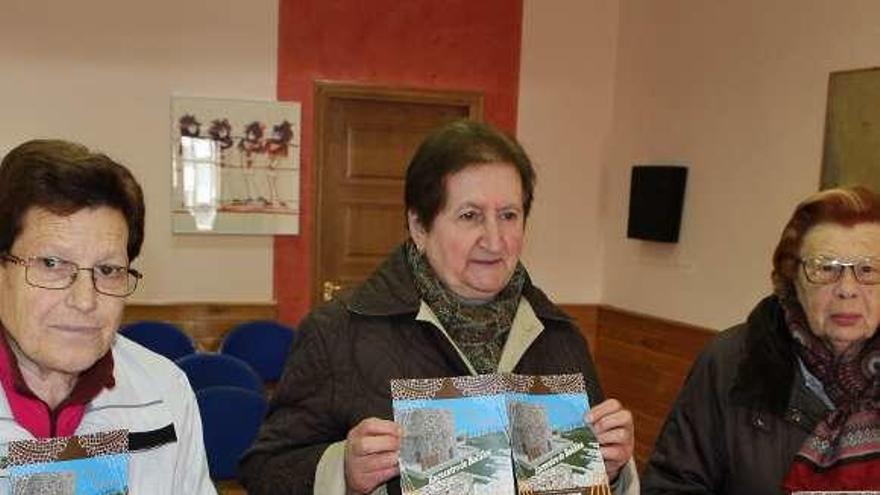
[0,325,115,438]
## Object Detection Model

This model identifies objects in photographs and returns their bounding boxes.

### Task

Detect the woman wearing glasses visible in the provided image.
[643,186,880,494]
[0,140,215,493]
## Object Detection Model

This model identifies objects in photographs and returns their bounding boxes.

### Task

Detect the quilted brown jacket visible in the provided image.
[239,245,606,494]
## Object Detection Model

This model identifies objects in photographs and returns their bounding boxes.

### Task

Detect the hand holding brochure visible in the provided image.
[391,373,610,495]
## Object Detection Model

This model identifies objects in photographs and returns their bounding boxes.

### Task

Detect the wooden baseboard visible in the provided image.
[122,302,278,351]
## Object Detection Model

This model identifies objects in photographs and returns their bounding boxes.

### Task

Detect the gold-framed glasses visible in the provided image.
[800,256,880,285]
[1,253,142,297]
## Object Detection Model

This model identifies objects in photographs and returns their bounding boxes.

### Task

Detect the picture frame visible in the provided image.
[171,96,301,234]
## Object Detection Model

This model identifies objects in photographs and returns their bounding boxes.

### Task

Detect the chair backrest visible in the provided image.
[197,386,268,480]
[119,320,196,361]
[219,320,295,382]
[175,353,263,394]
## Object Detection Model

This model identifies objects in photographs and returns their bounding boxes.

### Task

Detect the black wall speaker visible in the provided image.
[626,165,688,243]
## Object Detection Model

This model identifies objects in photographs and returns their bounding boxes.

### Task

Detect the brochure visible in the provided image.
[0,429,129,495]
[391,373,609,495]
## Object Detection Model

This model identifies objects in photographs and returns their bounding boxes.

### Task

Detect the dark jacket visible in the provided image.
[641,296,831,495]
[239,245,605,495]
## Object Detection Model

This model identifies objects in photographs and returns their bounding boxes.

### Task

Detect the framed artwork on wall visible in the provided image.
[171,96,301,234]
[821,67,880,193]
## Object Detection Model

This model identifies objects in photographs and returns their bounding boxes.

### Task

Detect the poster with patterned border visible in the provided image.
[0,429,129,494]
[171,96,301,234]
[391,373,609,495]
[507,374,608,494]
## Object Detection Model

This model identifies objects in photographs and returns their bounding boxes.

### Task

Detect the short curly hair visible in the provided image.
[772,186,880,300]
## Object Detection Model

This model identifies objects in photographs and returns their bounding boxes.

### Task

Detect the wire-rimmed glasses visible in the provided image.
[1,253,142,297]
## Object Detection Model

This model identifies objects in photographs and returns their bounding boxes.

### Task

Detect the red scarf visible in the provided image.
[780,300,880,492]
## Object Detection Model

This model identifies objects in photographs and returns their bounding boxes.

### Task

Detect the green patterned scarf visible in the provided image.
[405,241,526,374]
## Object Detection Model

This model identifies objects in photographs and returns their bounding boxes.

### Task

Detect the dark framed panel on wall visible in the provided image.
[821,67,880,193]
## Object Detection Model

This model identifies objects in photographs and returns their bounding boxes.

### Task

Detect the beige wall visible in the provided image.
[7,1,879,323]
[520,0,880,330]
[518,0,618,303]
[601,0,880,329]
[0,0,278,303]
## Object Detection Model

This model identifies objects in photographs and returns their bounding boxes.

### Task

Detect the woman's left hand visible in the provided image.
[588,398,634,482]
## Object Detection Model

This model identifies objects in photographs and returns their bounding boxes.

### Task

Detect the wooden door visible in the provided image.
[313,83,483,304]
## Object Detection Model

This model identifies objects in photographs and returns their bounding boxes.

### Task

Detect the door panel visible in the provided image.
[314,83,483,303]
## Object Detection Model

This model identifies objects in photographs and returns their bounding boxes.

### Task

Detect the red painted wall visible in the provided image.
[274,0,523,324]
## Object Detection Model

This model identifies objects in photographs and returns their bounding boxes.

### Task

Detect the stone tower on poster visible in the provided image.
[399,408,456,470]
[509,401,553,460]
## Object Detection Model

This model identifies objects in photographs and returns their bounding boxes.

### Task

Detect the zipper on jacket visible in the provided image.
[48,403,59,437]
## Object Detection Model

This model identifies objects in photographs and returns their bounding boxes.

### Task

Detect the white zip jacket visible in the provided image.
[0,336,216,494]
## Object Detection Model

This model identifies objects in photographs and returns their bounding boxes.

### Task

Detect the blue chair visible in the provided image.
[175,353,263,394]
[197,386,268,480]
[219,320,295,382]
[119,321,196,361]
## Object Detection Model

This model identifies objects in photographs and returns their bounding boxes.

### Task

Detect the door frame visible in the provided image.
[312,81,484,304]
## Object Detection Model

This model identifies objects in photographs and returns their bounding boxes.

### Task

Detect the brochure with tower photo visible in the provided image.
[0,429,130,495]
[391,373,609,495]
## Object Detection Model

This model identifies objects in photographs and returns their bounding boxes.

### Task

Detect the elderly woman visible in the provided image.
[0,140,214,493]
[240,120,638,494]
[642,186,880,493]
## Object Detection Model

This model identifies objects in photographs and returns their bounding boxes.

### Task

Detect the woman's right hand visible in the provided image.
[344,417,402,494]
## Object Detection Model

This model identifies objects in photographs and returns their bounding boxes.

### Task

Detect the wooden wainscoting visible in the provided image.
[122,302,278,351]
[595,306,716,469]
[559,303,716,470]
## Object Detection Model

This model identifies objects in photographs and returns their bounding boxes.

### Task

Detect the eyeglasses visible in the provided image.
[1,253,142,297]
[799,256,880,285]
